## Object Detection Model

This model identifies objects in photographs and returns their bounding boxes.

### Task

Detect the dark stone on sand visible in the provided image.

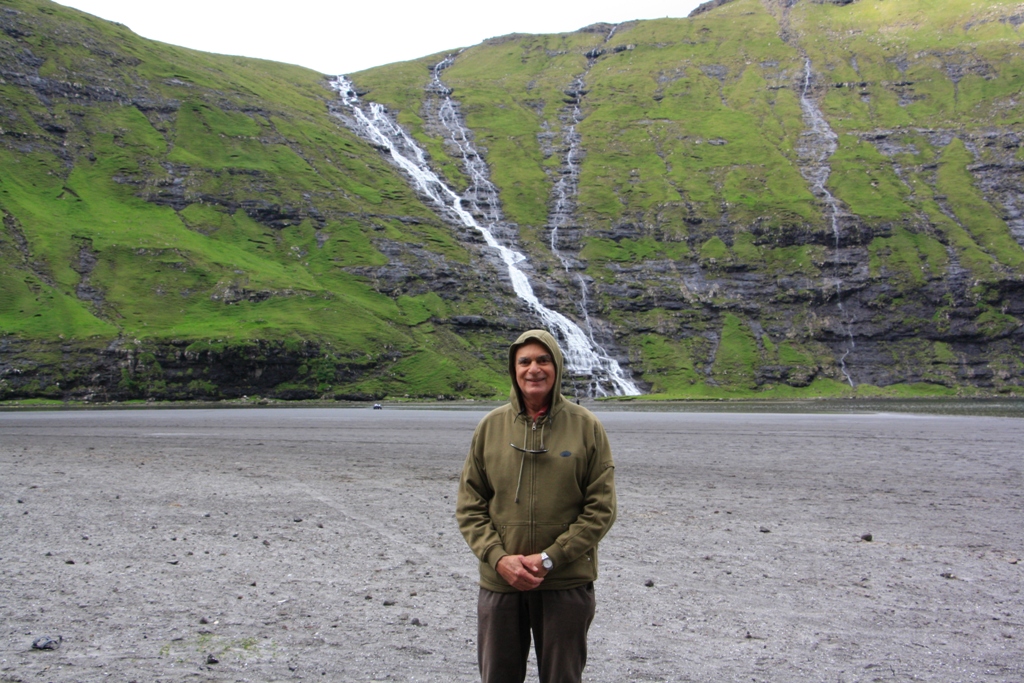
[861,533,873,542]
[31,636,61,650]
[644,579,655,587]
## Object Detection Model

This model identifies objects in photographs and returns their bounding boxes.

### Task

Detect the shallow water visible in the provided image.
[336,397,1024,418]
[5,396,1024,418]
[593,397,1024,417]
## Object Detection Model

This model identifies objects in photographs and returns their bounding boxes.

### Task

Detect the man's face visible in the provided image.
[515,342,556,409]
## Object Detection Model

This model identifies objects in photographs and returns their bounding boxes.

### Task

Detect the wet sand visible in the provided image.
[1,407,1021,682]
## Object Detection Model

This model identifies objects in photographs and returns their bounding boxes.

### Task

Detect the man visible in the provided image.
[457,329,617,683]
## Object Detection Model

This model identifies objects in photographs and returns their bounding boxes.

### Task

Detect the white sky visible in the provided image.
[54,0,705,75]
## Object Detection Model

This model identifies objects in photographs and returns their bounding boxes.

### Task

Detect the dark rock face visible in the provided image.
[240,200,304,230]
[0,338,394,402]
[689,0,738,17]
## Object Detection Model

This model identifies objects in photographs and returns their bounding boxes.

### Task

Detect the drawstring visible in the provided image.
[514,419,528,503]
[514,452,526,503]
[513,415,547,504]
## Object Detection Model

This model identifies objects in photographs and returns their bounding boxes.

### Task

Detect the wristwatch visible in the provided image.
[540,552,554,571]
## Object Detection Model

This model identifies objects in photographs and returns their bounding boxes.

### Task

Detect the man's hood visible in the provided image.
[508,329,565,416]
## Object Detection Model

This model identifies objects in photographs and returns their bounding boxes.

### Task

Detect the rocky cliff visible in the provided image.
[351,0,1024,397]
[1,0,1022,402]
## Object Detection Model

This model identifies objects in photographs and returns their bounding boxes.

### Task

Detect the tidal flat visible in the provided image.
[1,408,1021,682]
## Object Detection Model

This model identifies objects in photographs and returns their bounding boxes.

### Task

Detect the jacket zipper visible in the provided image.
[530,415,538,550]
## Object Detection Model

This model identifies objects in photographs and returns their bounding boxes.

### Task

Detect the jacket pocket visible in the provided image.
[497,522,531,555]
[549,550,597,586]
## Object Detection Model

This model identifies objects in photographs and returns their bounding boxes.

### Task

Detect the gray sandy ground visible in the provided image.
[1,407,1021,682]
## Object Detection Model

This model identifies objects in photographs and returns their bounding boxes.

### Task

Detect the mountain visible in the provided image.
[1,0,1022,402]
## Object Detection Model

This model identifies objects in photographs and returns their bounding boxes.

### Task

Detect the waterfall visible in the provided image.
[549,78,584,257]
[547,44,627,397]
[798,58,856,387]
[330,68,641,397]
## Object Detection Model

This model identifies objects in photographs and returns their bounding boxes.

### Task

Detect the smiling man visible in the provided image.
[457,329,617,683]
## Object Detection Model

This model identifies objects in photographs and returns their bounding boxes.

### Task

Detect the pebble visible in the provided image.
[861,533,873,542]
[31,635,61,650]
[644,579,655,587]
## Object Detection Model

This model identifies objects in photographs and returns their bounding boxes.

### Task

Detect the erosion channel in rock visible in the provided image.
[546,25,629,397]
[797,58,857,387]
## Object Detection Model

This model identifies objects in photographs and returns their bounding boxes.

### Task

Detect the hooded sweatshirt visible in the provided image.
[456,329,617,592]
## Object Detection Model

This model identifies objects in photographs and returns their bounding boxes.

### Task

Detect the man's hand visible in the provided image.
[521,553,549,579]
[496,555,545,591]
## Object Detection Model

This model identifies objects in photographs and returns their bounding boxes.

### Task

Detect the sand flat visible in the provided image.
[1,408,1021,681]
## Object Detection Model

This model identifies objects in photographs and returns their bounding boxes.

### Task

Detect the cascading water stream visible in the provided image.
[549,75,594,327]
[331,68,640,397]
[545,26,626,395]
[798,58,856,387]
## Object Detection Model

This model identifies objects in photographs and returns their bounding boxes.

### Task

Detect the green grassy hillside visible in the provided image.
[2,0,1022,401]
[0,0,516,400]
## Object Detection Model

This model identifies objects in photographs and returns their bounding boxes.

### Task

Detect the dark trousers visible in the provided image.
[477,583,596,683]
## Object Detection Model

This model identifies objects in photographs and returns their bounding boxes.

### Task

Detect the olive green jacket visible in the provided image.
[456,329,617,592]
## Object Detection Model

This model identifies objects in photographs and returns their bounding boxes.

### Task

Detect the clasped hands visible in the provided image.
[496,553,549,591]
